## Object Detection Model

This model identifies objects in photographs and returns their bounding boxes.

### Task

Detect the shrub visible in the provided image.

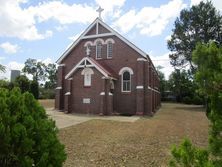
[39,88,55,99]
[0,88,66,166]
[14,75,30,93]
[182,96,192,104]
[192,95,203,105]
[169,139,213,167]
[30,80,39,99]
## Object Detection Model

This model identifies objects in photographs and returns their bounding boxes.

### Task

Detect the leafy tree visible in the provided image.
[30,80,39,99]
[156,66,167,99]
[0,80,9,89]
[45,63,57,89]
[0,87,66,166]
[23,58,47,82]
[168,1,222,72]
[0,64,5,72]
[193,42,222,163]
[168,69,195,102]
[14,75,30,93]
[169,42,222,166]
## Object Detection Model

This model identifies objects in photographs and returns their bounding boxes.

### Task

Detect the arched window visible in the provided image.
[81,68,94,86]
[107,41,113,58]
[119,67,133,92]
[96,41,102,59]
[122,71,131,92]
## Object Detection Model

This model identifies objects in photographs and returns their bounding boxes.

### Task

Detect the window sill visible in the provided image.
[121,91,131,94]
[84,86,91,88]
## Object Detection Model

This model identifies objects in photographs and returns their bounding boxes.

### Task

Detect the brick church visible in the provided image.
[55,10,161,116]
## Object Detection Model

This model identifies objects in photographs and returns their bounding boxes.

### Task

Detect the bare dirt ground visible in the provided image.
[38,99,54,109]
[58,103,209,167]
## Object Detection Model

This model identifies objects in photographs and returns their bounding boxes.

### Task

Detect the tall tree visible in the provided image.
[45,63,57,89]
[168,69,194,102]
[156,66,166,99]
[23,58,46,82]
[192,42,222,164]
[168,1,222,72]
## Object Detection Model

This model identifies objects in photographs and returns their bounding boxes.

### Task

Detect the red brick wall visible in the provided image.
[57,33,160,114]
[71,68,104,114]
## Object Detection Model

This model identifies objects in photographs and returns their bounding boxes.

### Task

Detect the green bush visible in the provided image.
[14,75,30,93]
[0,88,66,166]
[169,139,213,167]
[30,80,39,99]
[182,96,192,104]
[39,88,55,99]
[192,95,203,105]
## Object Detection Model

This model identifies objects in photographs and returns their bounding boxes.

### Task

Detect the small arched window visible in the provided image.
[122,71,131,92]
[96,41,102,59]
[107,41,113,58]
[81,68,94,87]
[119,67,133,92]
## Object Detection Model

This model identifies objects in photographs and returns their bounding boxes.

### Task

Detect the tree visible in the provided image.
[0,88,66,166]
[193,42,222,164]
[23,58,47,82]
[168,69,195,102]
[14,75,30,93]
[156,66,167,99]
[30,80,39,99]
[168,1,222,72]
[45,63,57,89]
[0,64,5,72]
[169,42,222,166]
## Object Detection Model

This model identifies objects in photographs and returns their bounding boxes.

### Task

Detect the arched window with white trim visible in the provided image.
[81,68,94,86]
[96,41,102,59]
[122,71,131,92]
[119,67,134,92]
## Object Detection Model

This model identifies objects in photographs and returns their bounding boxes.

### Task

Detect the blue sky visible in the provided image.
[0,0,222,80]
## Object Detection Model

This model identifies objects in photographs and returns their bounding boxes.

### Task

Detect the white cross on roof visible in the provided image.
[96,6,104,19]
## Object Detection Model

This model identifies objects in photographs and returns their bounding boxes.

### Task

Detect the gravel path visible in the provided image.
[46,109,140,129]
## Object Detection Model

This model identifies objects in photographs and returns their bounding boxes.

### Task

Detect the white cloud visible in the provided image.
[27,1,97,24]
[0,42,20,54]
[114,0,186,36]
[95,0,126,18]
[0,0,53,40]
[55,25,68,32]
[0,0,96,41]
[150,52,174,79]
[42,58,53,65]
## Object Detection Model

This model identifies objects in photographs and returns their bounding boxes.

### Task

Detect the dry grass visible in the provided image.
[38,99,55,108]
[59,103,209,167]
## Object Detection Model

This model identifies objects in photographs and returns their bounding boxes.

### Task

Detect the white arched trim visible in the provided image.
[81,68,94,87]
[84,41,93,47]
[118,67,134,75]
[93,38,105,45]
[81,67,94,75]
[105,38,115,44]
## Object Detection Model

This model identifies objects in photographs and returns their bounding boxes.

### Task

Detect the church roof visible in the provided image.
[56,17,149,64]
[65,57,117,80]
